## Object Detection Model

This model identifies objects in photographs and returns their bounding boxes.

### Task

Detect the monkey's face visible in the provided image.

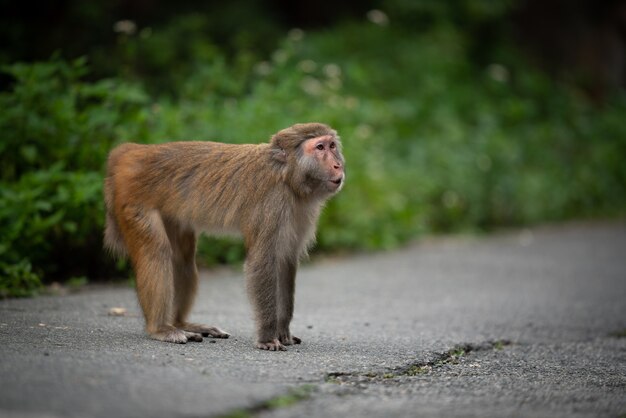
[300,134,345,195]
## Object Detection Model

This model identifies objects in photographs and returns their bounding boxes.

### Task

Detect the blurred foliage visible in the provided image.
[0,56,150,179]
[1,0,625,296]
[0,57,150,295]
[93,13,277,97]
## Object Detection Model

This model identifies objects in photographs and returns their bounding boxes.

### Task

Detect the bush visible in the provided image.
[0,57,151,293]
[0,260,41,298]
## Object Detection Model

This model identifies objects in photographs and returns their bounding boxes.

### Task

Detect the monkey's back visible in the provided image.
[106,140,290,237]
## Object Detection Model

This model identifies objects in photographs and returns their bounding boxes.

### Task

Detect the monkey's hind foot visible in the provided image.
[176,322,230,339]
[256,339,287,351]
[149,327,203,344]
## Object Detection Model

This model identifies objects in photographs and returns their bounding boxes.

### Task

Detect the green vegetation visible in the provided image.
[1,2,625,296]
[218,385,314,418]
[0,58,150,295]
[405,347,467,375]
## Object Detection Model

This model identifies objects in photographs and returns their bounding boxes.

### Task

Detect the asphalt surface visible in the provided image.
[1,221,625,417]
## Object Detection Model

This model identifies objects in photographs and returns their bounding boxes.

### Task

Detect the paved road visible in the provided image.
[1,221,625,417]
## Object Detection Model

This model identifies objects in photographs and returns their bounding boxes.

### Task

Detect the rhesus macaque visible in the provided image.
[104,123,345,351]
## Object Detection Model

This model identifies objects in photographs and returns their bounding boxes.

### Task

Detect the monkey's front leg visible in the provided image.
[245,249,286,351]
[277,259,302,346]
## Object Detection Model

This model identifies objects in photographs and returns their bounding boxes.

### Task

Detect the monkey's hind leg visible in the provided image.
[168,223,230,339]
[122,208,201,344]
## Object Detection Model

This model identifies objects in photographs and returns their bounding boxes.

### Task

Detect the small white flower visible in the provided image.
[298,60,317,73]
[288,28,305,41]
[301,77,323,96]
[255,61,272,76]
[367,10,389,26]
[323,63,342,79]
[113,20,137,35]
[487,63,509,82]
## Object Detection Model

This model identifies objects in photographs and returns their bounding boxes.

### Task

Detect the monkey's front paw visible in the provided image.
[182,331,203,342]
[256,339,286,351]
[201,326,230,339]
[278,334,302,346]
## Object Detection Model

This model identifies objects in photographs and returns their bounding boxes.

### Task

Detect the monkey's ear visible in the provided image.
[271,147,287,164]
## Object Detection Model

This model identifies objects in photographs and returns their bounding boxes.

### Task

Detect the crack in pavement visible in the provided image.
[213,340,513,417]
[325,339,512,385]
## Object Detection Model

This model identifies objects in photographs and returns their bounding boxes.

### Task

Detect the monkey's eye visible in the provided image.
[316,144,325,151]
[329,142,336,149]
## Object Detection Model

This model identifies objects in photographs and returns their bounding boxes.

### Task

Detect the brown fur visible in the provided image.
[104,123,344,350]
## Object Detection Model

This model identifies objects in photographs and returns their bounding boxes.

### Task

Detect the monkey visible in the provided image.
[104,123,345,351]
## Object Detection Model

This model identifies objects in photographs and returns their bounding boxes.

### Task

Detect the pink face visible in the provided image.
[302,135,345,191]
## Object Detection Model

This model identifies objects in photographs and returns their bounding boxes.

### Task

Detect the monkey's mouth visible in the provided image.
[328,177,343,188]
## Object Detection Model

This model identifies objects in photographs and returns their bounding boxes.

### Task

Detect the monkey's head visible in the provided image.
[271,123,345,197]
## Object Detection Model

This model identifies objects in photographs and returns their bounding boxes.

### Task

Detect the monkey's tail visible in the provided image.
[104,179,128,258]
[103,149,128,259]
